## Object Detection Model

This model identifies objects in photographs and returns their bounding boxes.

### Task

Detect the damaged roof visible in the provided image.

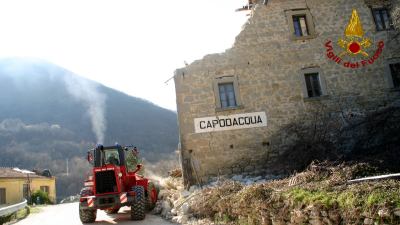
[0,167,48,179]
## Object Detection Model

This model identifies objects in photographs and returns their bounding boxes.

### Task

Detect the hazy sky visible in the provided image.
[0,0,249,111]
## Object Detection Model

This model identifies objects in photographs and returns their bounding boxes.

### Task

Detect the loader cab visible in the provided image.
[93,145,126,167]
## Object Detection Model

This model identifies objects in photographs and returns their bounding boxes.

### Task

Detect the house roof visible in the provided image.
[0,167,48,179]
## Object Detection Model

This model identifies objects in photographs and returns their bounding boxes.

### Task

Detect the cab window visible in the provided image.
[125,150,140,172]
[104,149,120,165]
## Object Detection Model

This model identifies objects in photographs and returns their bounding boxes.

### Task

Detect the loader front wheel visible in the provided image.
[79,188,96,223]
[131,186,146,220]
[79,206,97,223]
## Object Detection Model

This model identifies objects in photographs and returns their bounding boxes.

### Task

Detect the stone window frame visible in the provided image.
[214,76,242,111]
[299,67,328,100]
[370,7,393,31]
[384,58,400,91]
[286,9,317,41]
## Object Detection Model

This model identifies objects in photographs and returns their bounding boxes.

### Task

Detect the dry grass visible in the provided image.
[189,162,400,225]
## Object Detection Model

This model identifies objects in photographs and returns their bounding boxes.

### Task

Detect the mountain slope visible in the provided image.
[0,58,178,199]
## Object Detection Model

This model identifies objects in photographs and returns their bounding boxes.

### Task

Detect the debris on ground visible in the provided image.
[168,168,183,178]
[155,162,400,225]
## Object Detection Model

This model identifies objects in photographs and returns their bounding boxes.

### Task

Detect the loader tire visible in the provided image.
[146,182,157,211]
[131,186,146,220]
[79,206,97,223]
[79,187,96,223]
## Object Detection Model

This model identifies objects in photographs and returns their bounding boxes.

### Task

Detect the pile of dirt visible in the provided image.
[185,162,400,225]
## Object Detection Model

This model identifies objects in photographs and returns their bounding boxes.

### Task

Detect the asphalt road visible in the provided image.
[14,203,175,225]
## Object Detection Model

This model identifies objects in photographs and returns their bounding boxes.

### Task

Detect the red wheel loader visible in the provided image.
[78,144,158,223]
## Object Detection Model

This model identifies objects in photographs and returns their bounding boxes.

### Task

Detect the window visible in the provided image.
[372,8,392,31]
[293,15,309,37]
[286,9,316,40]
[385,59,400,89]
[214,76,241,110]
[304,73,322,97]
[40,186,49,194]
[389,63,400,88]
[218,83,237,108]
[125,149,142,173]
[300,68,327,99]
[94,147,122,167]
[0,188,5,204]
[23,184,29,200]
[104,149,120,166]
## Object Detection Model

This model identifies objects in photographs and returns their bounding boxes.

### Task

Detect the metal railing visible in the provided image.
[348,173,400,183]
[0,199,27,217]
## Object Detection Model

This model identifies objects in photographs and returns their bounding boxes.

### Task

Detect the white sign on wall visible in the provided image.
[194,112,267,133]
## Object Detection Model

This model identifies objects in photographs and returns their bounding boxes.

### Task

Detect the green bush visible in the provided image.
[30,190,51,205]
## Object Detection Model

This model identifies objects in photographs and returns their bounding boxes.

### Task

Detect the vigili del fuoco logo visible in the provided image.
[325,9,384,69]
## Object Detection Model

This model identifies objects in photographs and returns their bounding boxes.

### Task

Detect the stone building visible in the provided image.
[174,0,400,186]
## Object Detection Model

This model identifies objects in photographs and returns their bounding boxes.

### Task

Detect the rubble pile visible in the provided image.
[153,175,198,224]
[153,169,282,224]
[155,163,400,225]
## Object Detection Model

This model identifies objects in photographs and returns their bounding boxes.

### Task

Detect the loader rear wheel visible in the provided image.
[79,206,97,223]
[131,186,146,220]
[146,183,157,211]
[105,207,120,214]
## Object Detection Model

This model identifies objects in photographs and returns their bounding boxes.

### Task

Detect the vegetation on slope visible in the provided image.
[0,58,178,200]
[189,162,400,225]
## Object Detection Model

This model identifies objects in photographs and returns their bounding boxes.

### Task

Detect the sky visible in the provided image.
[0,0,249,111]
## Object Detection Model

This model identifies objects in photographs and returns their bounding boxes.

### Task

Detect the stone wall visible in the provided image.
[174,0,400,186]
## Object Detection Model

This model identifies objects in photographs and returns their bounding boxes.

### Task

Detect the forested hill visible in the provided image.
[0,58,178,200]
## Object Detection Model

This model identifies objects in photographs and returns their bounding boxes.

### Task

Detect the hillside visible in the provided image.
[0,58,179,199]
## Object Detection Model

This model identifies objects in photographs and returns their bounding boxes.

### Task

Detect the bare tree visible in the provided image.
[271,96,400,174]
